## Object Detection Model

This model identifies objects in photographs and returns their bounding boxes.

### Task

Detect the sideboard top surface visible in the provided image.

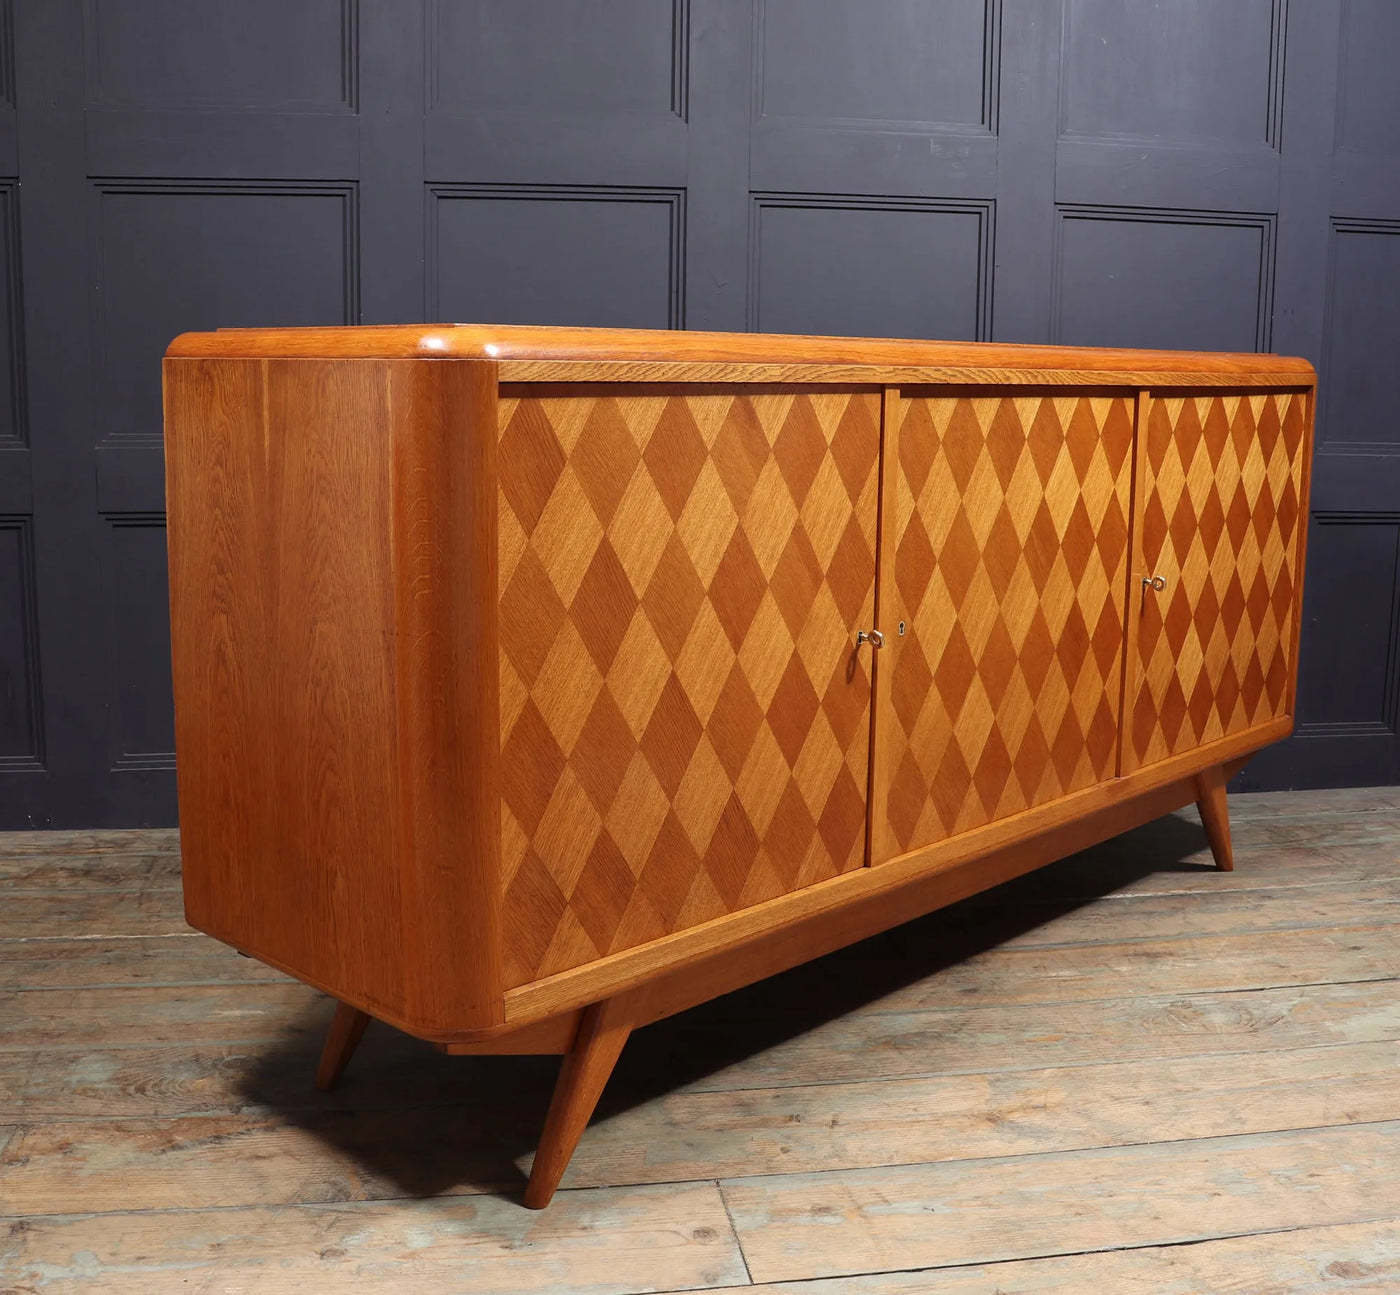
[165,322,1315,385]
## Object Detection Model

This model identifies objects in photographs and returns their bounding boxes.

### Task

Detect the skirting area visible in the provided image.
[3,788,1400,1291]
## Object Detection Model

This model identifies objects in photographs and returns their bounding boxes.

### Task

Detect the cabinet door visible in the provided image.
[1125,391,1309,772]
[496,385,881,986]
[871,390,1136,863]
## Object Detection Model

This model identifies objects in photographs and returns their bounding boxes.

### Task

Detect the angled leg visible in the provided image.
[315,1000,372,1091]
[1195,763,1234,872]
[524,995,634,1209]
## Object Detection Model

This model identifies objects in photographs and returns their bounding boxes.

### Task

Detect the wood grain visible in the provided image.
[165,357,503,1037]
[0,981,326,1049]
[721,1121,1400,1283]
[1196,762,1235,869]
[873,389,1135,857]
[14,936,1397,1124]
[0,935,286,992]
[0,1182,748,1295]
[1125,391,1308,771]
[314,1001,372,1090]
[497,361,1315,390]
[872,923,1400,1011]
[501,729,1281,1030]
[565,1039,1400,1189]
[7,1038,1396,1217]
[0,850,181,890]
[672,979,1400,1091]
[165,321,1316,383]
[524,993,635,1208]
[4,789,1398,1289]
[0,888,188,938]
[164,324,1316,1200]
[495,385,879,985]
[695,1218,1400,1293]
[0,828,179,857]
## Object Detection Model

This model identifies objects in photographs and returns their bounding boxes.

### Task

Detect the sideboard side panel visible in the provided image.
[167,356,505,1034]
[168,357,410,1020]
[871,388,1136,861]
[1125,389,1310,771]
[496,383,881,988]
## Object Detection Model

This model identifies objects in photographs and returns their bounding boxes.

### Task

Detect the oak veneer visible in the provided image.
[164,324,1315,1208]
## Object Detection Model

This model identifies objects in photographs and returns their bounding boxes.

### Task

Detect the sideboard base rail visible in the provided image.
[313,757,1241,1208]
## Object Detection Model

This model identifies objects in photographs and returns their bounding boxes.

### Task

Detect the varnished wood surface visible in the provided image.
[166,321,1316,383]
[495,386,879,986]
[165,357,503,1037]
[167,337,1315,1207]
[4,790,1400,1291]
[523,994,636,1208]
[315,1002,372,1091]
[874,389,1136,858]
[1124,390,1309,771]
[1196,763,1236,870]
[166,341,1315,1059]
[494,360,1316,390]
[498,718,1284,1029]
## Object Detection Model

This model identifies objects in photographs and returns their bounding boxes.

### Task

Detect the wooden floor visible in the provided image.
[3,788,1400,1292]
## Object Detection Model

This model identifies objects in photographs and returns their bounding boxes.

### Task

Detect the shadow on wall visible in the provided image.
[236,811,1216,1201]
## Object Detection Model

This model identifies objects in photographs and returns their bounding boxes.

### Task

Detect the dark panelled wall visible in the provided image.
[1,0,1396,827]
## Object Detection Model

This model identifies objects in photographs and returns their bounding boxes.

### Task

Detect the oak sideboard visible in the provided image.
[164,324,1315,1207]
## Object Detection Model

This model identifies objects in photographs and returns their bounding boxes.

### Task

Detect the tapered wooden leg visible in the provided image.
[315,1001,372,1091]
[523,995,634,1209]
[1195,763,1235,872]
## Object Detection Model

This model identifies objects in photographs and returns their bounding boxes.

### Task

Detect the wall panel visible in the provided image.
[430,185,683,328]
[1296,514,1400,738]
[101,516,174,770]
[1335,0,1400,157]
[84,0,355,112]
[752,196,991,340]
[0,516,40,767]
[1055,208,1274,353]
[430,0,684,116]
[1061,0,1283,146]
[757,0,993,129]
[1321,221,1400,449]
[92,182,356,441]
[0,179,22,447]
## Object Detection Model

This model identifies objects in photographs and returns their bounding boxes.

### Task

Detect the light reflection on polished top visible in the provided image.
[166,320,1316,380]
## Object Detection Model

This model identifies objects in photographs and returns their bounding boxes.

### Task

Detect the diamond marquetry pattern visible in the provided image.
[879,391,1135,858]
[1130,391,1306,769]
[497,387,880,987]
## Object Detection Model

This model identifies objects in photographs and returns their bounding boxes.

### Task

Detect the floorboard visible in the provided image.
[721,1121,1400,1283]
[690,1217,1400,1293]
[1,790,1397,1294]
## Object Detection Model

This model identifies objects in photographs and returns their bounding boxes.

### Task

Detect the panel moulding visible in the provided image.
[0,514,43,770]
[425,184,686,328]
[753,0,1001,135]
[1296,511,1400,739]
[1056,0,1286,150]
[0,1,13,111]
[82,0,359,112]
[747,193,995,339]
[0,179,25,447]
[426,0,689,120]
[1320,217,1400,455]
[102,512,176,772]
[88,178,360,446]
[1050,204,1277,352]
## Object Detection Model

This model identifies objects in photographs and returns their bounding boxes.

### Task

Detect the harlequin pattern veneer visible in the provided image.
[164,324,1315,1209]
[497,387,880,986]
